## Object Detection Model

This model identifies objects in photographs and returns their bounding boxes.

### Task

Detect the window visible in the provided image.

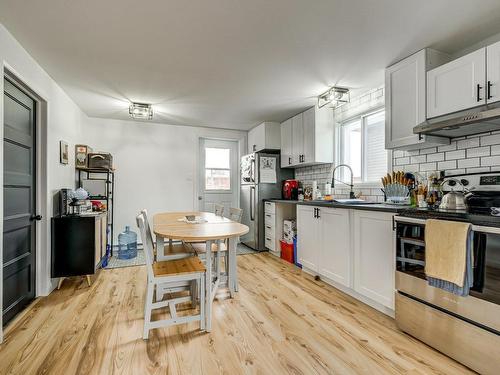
[205,147,231,190]
[339,110,387,184]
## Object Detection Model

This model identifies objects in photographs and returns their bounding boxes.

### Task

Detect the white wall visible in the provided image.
[0,23,87,340]
[79,117,246,244]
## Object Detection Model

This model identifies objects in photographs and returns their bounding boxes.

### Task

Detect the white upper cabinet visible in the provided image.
[280,105,333,167]
[427,48,486,118]
[247,122,281,154]
[487,40,500,104]
[280,119,293,168]
[291,113,304,165]
[353,210,395,309]
[385,49,450,150]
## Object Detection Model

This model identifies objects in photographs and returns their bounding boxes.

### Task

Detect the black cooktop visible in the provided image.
[398,207,500,228]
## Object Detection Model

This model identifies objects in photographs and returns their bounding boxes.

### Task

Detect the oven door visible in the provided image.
[395,216,500,333]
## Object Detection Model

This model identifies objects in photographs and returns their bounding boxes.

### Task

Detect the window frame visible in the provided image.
[336,107,392,187]
[204,147,232,191]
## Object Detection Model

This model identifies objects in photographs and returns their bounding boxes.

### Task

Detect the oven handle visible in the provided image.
[395,216,500,234]
[394,216,426,225]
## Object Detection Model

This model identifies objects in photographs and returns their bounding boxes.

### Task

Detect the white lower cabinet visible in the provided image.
[297,205,319,270]
[318,208,351,287]
[297,205,395,314]
[353,210,395,309]
[297,206,351,287]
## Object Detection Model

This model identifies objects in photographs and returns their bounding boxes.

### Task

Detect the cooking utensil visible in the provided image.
[439,178,467,210]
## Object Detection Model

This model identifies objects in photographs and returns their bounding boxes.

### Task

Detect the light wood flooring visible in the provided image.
[0,253,473,374]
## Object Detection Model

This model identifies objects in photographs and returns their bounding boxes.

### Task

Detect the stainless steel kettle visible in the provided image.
[439,178,467,210]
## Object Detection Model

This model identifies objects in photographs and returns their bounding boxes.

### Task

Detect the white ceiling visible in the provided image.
[2,0,500,130]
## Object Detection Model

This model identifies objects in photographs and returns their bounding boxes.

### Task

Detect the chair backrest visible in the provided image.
[228,207,243,223]
[136,213,155,281]
[214,204,224,216]
[141,209,155,251]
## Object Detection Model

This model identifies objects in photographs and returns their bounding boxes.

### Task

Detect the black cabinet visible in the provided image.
[51,213,107,278]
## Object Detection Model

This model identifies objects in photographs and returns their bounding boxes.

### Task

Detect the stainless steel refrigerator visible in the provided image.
[240,151,293,251]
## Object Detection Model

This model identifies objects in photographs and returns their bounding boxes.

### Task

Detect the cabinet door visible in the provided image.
[302,107,315,164]
[291,113,304,165]
[319,208,351,287]
[487,41,500,104]
[248,124,266,153]
[280,119,293,168]
[353,211,395,309]
[385,50,426,149]
[297,205,319,272]
[427,48,486,118]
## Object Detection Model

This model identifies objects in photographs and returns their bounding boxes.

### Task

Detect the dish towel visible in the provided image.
[425,219,473,296]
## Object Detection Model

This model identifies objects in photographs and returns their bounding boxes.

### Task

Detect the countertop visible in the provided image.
[265,199,407,213]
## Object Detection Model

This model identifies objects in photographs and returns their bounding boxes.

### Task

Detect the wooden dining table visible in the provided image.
[153,211,249,331]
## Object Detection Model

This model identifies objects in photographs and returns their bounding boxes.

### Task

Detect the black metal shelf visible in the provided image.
[77,168,115,256]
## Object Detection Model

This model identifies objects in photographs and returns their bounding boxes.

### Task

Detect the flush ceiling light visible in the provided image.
[129,102,153,120]
[318,86,350,108]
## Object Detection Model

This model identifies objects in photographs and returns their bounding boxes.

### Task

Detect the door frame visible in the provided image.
[195,137,242,212]
[1,66,49,338]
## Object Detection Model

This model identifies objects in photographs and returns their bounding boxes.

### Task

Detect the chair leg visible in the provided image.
[191,280,197,308]
[200,274,205,331]
[156,286,163,302]
[143,282,154,340]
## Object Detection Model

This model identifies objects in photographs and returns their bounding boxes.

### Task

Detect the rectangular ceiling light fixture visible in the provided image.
[129,102,153,120]
[318,86,350,108]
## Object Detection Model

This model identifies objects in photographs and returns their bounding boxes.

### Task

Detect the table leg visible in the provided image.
[156,235,165,261]
[205,239,213,332]
[228,237,238,297]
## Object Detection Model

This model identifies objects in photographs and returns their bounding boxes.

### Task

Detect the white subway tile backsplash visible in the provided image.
[457,138,480,149]
[438,143,457,152]
[420,147,437,154]
[481,133,500,146]
[426,152,445,162]
[467,146,490,158]
[458,158,480,168]
[445,150,466,160]
[410,155,426,164]
[438,160,457,170]
[393,150,406,158]
[491,145,500,155]
[407,150,420,156]
[420,162,437,172]
[395,157,410,165]
[481,155,500,167]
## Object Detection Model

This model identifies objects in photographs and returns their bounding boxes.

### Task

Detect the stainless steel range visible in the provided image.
[394,172,500,374]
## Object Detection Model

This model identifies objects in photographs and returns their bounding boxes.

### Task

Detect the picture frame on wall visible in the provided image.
[60,140,69,164]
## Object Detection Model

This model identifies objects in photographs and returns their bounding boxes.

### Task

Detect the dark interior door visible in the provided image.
[3,77,36,326]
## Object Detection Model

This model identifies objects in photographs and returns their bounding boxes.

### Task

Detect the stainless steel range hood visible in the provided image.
[413,102,500,138]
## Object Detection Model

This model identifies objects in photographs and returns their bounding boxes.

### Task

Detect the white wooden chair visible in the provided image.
[214,204,224,216]
[141,209,195,300]
[136,213,206,339]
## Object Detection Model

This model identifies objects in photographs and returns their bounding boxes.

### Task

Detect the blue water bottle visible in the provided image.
[118,226,138,259]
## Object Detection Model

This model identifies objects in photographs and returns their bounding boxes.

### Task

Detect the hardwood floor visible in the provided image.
[0,253,473,375]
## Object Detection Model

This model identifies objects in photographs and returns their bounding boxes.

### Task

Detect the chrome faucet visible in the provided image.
[331,164,356,199]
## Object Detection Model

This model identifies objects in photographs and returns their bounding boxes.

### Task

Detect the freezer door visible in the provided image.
[240,153,255,184]
[240,184,257,248]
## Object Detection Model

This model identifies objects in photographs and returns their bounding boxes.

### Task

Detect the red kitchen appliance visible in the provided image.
[283,179,299,200]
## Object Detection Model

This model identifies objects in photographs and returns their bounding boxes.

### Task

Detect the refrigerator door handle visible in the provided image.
[251,158,256,183]
[250,186,255,221]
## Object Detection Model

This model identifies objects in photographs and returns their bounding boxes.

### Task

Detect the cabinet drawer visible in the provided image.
[265,225,275,238]
[265,236,275,251]
[264,201,275,214]
[264,212,275,226]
